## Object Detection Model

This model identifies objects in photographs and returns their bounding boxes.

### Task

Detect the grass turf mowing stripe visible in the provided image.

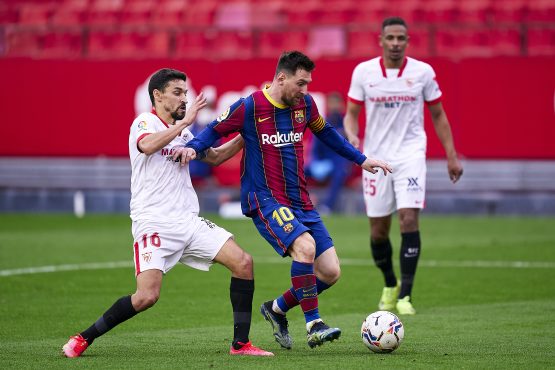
[2,258,554,277]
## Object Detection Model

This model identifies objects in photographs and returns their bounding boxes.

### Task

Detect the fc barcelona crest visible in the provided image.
[294,110,304,123]
[283,223,293,233]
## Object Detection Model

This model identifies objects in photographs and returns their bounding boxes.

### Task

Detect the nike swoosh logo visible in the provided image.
[257,117,271,122]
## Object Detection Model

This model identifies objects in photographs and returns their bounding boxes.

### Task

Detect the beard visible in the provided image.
[282,95,301,107]
[171,107,186,121]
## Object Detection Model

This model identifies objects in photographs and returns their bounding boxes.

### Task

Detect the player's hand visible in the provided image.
[181,92,208,126]
[361,157,393,176]
[447,157,463,183]
[172,146,197,166]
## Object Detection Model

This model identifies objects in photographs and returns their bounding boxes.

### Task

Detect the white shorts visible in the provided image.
[131,214,233,276]
[363,157,427,217]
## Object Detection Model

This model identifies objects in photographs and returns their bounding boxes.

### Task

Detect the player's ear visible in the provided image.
[153,89,162,102]
[276,71,287,84]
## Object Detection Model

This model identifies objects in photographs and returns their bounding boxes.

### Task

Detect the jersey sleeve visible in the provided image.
[347,63,366,105]
[423,64,442,105]
[186,98,246,154]
[306,95,326,133]
[131,114,158,153]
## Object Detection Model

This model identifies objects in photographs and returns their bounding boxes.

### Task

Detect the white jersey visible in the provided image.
[129,111,199,222]
[347,57,442,162]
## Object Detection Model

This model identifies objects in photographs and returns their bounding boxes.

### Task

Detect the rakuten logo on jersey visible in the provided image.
[261,131,303,147]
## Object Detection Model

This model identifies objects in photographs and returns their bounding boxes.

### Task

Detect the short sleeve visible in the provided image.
[347,63,366,104]
[423,64,442,104]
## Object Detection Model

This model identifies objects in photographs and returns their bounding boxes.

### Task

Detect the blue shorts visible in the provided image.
[251,203,334,258]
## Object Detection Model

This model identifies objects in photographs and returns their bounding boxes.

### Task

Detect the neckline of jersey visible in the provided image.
[379,57,408,78]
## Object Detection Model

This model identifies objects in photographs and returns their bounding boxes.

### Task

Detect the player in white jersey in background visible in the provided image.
[62,68,272,357]
[344,17,463,315]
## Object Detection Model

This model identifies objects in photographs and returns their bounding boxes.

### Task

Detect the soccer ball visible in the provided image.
[361,311,404,353]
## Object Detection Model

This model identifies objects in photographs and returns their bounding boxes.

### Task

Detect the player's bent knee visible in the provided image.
[133,291,160,311]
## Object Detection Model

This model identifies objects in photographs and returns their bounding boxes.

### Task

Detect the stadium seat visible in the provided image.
[527,27,555,56]
[214,2,251,30]
[457,0,493,25]
[174,31,212,59]
[87,30,169,59]
[50,1,88,27]
[347,29,381,58]
[307,26,346,58]
[211,31,254,60]
[86,0,124,27]
[435,27,521,58]
[4,29,41,57]
[406,27,431,58]
[182,2,217,27]
[120,0,155,26]
[257,30,308,58]
[40,30,83,58]
[150,0,186,27]
[490,0,527,24]
[17,3,53,26]
[350,1,387,27]
[0,3,19,24]
[422,0,458,24]
[251,2,287,29]
[526,0,555,23]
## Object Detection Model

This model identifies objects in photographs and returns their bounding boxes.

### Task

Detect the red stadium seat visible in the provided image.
[406,27,431,58]
[347,29,381,58]
[120,0,155,26]
[257,30,308,58]
[527,27,555,56]
[526,0,555,23]
[85,0,124,27]
[421,0,458,24]
[88,30,169,59]
[4,29,41,57]
[174,31,212,59]
[457,0,493,25]
[150,0,186,27]
[40,30,83,58]
[307,26,346,58]
[490,0,527,24]
[214,2,251,30]
[182,2,217,27]
[435,27,521,58]
[0,3,19,24]
[18,3,53,26]
[50,2,87,27]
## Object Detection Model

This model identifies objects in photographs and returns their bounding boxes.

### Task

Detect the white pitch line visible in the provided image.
[1,258,554,277]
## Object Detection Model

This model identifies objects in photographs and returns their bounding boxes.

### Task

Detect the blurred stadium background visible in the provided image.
[1,0,554,215]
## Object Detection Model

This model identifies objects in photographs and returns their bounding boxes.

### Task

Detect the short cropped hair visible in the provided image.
[275,51,315,77]
[381,17,408,31]
[148,68,187,105]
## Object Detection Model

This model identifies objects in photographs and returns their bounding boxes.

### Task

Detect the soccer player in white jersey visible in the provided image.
[62,68,272,357]
[344,17,463,315]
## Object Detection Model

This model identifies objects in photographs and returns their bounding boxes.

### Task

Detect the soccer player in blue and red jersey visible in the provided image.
[174,51,392,349]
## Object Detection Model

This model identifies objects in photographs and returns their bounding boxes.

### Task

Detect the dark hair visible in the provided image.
[275,50,315,77]
[148,68,187,105]
[381,17,408,31]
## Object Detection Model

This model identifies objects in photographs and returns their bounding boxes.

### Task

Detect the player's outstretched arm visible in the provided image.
[360,157,393,176]
[202,134,244,166]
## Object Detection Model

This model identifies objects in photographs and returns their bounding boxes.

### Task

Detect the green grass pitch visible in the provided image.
[0,214,554,369]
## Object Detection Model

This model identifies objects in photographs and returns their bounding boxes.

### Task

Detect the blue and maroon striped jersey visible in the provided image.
[187,88,366,215]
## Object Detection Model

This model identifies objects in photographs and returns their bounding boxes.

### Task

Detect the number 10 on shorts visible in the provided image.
[134,233,161,249]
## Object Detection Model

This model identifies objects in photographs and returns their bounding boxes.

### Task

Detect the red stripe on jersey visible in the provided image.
[255,197,288,254]
[253,92,291,206]
[379,57,408,77]
[348,96,364,105]
[136,133,151,153]
[133,241,140,276]
[426,97,442,106]
[151,108,170,128]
